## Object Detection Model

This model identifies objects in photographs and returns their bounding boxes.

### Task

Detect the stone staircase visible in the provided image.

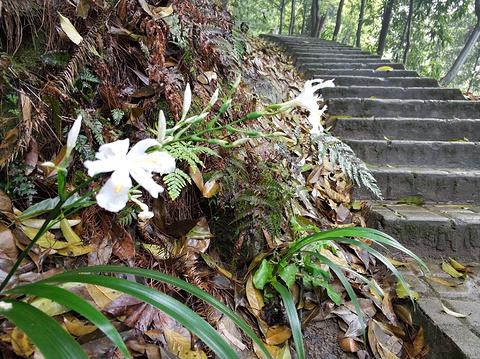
[263,35,480,359]
[263,34,480,263]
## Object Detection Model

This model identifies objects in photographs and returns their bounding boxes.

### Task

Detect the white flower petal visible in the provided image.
[157,110,167,143]
[128,139,159,159]
[138,210,154,221]
[96,169,132,212]
[130,168,164,198]
[181,83,192,120]
[67,115,82,151]
[84,159,121,177]
[145,151,176,174]
[95,139,130,161]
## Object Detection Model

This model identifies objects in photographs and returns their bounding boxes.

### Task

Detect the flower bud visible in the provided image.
[231,138,250,147]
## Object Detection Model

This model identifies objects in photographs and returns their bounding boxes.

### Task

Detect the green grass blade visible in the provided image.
[306,251,365,329]
[284,227,427,272]
[42,265,272,359]
[0,300,88,359]
[6,283,131,359]
[40,273,238,359]
[272,281,305,359]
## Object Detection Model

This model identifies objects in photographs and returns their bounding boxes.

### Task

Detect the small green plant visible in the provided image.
[3,163,37,204]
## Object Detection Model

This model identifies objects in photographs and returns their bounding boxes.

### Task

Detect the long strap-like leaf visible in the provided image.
[0,300,88,359]
[42,265,272,359]
[7,283,131,359]
[272,281,305,359]
[40,273,238,359]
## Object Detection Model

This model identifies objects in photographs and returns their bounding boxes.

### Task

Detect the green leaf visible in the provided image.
[306,251,365,329]
[19,195,91,220]
[0,300,88,359]
[41,265,272,359]
[41,273,238,359]
[7,283,131,359]
[272,281,305,359]
[278,264,297,289]
[253,259,274,290]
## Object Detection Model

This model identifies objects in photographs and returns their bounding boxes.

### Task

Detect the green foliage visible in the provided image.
[83,115,104,145]
[315,132,383,199]
[163,141,216,169]
[74,134,95,161]
[163,168,192,200]
[117,205,138,226]
[110,109,124,125]
[2,163,37,204]
[1,265,273,359]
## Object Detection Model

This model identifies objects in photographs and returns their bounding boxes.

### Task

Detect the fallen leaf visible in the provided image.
[30,296,69,316]
[163,328,207,358]
[441,303,468,318]
[10,327,34,357]
[449,258,468,272]
[142,243,169,260]
[60,218,83,245]
[375,65,394,71]
[64,316,97,336]
[339,337,361,352]
[87,285,123,309]
[427,275,457,287]
[0,190,13,214]
[138,0,174,19]
[441,261,464,278]
[246,275,264,316]
[58,13,83,44]
[0,223,18,261]
[265,325,291,345]
[393,304,412,326]
[395,281,418,300]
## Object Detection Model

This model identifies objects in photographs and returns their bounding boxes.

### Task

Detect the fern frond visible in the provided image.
[314,133,383,199]
[163,142,217,169]
[163,168,192,200]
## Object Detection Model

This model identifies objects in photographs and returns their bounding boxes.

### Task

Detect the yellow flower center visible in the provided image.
[114,184,123,193]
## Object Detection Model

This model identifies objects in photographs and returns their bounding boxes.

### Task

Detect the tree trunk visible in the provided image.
[377,0,395,56]
[356,0,366,47]
[301,0,308,34]
[289,0,297,35]
[467,46,480,93]
[310,0,320,36]
[279,0,286,34]
[402,0,414,64]
[441,0,480,85]
[332,0,345,41]
[315,13,326,37]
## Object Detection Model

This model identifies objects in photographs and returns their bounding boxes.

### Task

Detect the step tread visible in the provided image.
[368,164,480,175]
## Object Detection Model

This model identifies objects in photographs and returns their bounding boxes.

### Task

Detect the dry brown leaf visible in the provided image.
[164,328,207,359]
[11,327,35,357]
[86,284,123,309]
[0,190,13,214]
[427,276,457,287]
[393,304,412,326]
[265,325,291,345]
[246,275,264,316]
[339,337,361,352]
[64,316,97,336]
[0,223,18,261]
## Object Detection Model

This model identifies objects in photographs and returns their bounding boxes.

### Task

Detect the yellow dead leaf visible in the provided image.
[142,243,169,260]
[11,328,34,357]
[58,13,83,45]
[60,218,83,245]
[64,316,97,336]
[163,329,207,359]
[387,257,408,267]
[56,244,93,256]
[395,281,418,300]
[202,180,219,198]
[265,325,291,345]
[427,275,457,287]
[30,297,69,316]
[450,258,468,272]
[253,342,287,359]
[375,65,394,71]
[86,285,123,309]
[441,261,464,278]
[21,226,69,250]
[246,275,264,316]
[441,304,468,318]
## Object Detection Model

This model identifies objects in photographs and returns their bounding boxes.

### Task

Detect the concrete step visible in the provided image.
[295,54,380,60]
[322,77,438,87]
[322,86,464,100]
[345,139,480,169]
[298,58,391,65]
[293,49,376,56]
[307,62,405,70]
[328,98,480,118]
[332,117,480,141]
[314,70,418,78]
[357,165,480,203]
[368,203,480,261]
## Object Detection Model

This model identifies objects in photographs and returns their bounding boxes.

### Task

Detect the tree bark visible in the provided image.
[301,0,308,34]
[279,0,286,34]
[289,0,297,35]
[332,0,345,41]
[310,0,320,36]
[441,0,480,85]
[355,0,366,47]
[402,0,414,64]
[377,0,395,56]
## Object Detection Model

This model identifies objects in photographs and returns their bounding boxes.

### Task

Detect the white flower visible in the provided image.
[0,301,12,311]
[131,197,154,221]
[157,110,167,143]
[66,115,82,156]
[285,79,335,134]
[208,88,220,107]
[84,139,176,212]
[181,83,192,121]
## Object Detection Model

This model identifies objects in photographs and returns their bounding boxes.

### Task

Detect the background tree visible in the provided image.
[356,0,366,47]
[289,0,297,35]
[279,0,287,34]
[332,0,345,41]
[377,0,395,56]
[402,0,414,63]
[441,0,480,85]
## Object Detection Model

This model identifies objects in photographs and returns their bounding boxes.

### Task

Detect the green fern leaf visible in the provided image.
[163,169,192,200]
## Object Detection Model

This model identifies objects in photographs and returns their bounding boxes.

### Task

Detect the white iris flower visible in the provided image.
[84,139,175,212]
[284,79,335,135]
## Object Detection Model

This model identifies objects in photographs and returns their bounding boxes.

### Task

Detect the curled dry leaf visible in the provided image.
[64,316,97,336]
[339,337,361,352]
[246,274,264,316]
[442,261,465,278]
[138,0,174,19]
[265,325,292,346]
[86,284,123,310]
[58,13,83,45]
[441,303,468,318]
